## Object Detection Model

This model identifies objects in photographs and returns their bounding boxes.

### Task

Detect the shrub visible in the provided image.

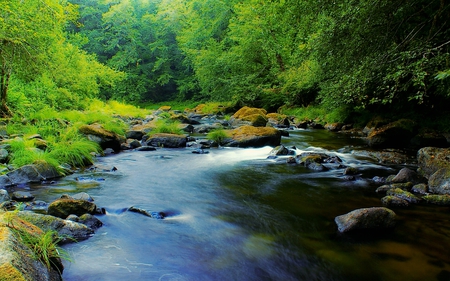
[207,128,229,145]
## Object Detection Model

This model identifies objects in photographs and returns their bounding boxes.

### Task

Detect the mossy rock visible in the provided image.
[335,207,397,233]
[79,124,122,152]
[386,188,421,204]
[417,147,450,179]
[423,194,450,206]
[224,126,281,148]
[0,213,62,281]
[158,106,172,112]
[47,199,97,219]
[230,107,268,127]
[366,119,417,148]
[428,168,450,195]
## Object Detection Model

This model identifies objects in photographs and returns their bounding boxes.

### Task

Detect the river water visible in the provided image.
[32,129,450,281]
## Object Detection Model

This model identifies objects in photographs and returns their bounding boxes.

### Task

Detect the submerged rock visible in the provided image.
[381,196,410,207]
[334,207,397,233]
[128,206,165,219]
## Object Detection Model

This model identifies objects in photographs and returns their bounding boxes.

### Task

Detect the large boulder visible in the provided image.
[47,199,97,219]
[0,213,62,281]
[366,119,417,148]
[229,106,268,127]
[6,162,63,186]
[223,126,281,148]
[334,207,397,233]
[428,168,450,195]
[146,133,187,148]
[79,123,122,153]
[417,147,450,179]
[16,211,95,242]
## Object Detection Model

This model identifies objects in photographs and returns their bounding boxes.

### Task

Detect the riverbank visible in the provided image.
[2,102,450,280]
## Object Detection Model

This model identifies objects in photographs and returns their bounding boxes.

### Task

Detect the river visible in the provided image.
[32,129,450,281]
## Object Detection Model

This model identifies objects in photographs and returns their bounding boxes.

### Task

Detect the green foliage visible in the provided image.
[7,138,60,169]
[207,129,229,145]
[148,119,184,136]
[48,139,100,167]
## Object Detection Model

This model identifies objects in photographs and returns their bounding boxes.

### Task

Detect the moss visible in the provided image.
[229,126,279,141]
[0,263,26,281]
[78,124,116,138]
[158,106,172,112]
[266,113,287,121]
[232,106,267,119]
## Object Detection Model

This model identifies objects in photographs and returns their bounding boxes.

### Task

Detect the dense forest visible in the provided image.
[1,0,450,122]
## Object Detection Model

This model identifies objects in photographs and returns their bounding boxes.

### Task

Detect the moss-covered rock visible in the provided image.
[387,188,421,204]
[381,196,410,207]
[428,168,450,195]
[266,113,290,128]
[229,106,268,127]
[0,213,62,281]
[224,126,281,148]
[366,119,417,148]
[422,194,450,206]
[79,123,122,153]
[47,199,97,219]
[417,147,450,179]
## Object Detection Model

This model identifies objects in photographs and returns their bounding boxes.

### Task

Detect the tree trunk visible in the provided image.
[0,65,12,118]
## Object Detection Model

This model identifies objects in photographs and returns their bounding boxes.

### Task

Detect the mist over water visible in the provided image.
[30,129,450,281]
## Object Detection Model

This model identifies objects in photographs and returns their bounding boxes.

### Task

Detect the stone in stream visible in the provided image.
[11,191,35,202]
[47,198,98,219]
[335,207,397,233]
[128,206,166,219]
[386,188,421,204]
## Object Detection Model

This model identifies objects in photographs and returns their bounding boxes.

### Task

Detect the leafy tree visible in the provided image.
[0,0,78,116]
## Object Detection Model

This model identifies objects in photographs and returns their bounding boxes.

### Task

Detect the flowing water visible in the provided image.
[31,129,450,281]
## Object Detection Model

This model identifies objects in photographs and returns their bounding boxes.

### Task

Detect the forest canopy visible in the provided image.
[1,0,449,118]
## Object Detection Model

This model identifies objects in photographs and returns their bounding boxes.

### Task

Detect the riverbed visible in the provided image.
[32,129,450,281]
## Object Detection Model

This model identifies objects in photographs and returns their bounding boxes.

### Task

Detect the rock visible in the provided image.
[334,207,397,233]
[66,213,103,230]
[366,119,416,148]
[47,199,97,219]
[363,116,391,135]
[0,148,8,163]
[12,191,35,202]
[343,167,359,175]
[128,206,165,219]
[0,189,10,203]
[223,126,281,148]
[192,148,209,154]
[16,211,95,242]
[325,123,344,131]
[136,146,157,151]
[269,145,290,156]
[352,149,415,165]
[391,167,418,183]
[126,130,145,140]
[229,106,268,127]
[266,113,290,128]
[411,183,428,195]
[0,213,63,280]
[146,133,187,148]
[79,123,122,153]
[6,163,63,186]
[428,168,450,195]
[387,188,421,204]
[61,192,95,202]
[417,147,450,179]
[295,152,341,170]
[410,132,448,148]
[422,194,450,206]
[0,174,12,188]
[381,196,410,207]
[375,185,394,194]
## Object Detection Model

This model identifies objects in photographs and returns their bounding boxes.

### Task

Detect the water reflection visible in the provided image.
[24,129,450,281]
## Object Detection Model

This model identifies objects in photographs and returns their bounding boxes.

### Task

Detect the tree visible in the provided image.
[0,0,78,117]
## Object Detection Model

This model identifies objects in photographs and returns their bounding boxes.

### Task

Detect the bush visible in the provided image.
[148,119,184,135]
[207,128,229,145]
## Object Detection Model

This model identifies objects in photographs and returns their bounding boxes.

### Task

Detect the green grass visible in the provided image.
[148,119,184,136]
[207,128,229,145]
[48,139,101,167]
